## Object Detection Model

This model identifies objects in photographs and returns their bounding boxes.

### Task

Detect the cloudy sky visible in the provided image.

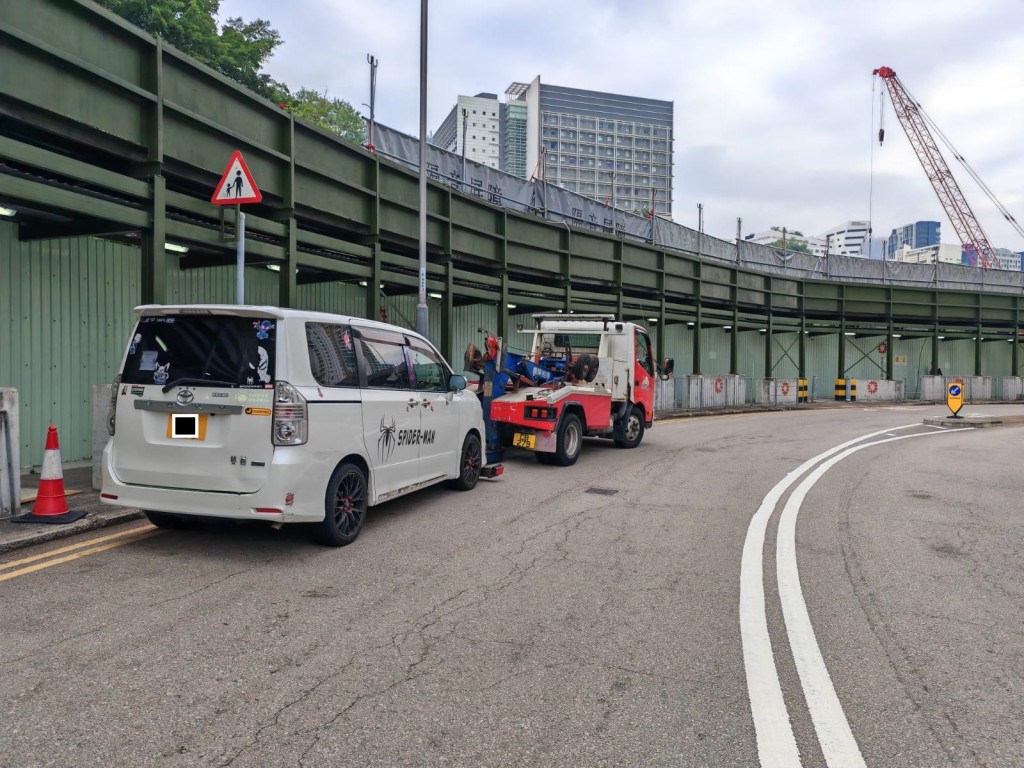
[220,0,1024,254]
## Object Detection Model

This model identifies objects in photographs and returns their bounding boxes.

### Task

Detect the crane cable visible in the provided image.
[868,75,878,257]
[895,78,1024,244]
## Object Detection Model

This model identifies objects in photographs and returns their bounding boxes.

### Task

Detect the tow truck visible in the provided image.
[467,314,671,466]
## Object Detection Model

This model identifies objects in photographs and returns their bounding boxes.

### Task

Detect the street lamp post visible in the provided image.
[416,0,429,337]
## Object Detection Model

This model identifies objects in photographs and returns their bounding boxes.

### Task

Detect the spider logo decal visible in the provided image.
[378,416,397,463]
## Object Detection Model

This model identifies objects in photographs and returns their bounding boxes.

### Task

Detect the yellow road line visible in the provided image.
[0,529,162,582]
[0,523,156,572]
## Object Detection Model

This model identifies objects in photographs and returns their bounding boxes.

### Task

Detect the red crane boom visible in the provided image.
[873,66,1003,269]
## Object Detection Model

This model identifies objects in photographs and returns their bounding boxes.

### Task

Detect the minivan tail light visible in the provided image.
[107,375,121,436]
[273,381,307,446]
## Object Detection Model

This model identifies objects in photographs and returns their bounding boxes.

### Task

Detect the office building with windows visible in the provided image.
[513,76,673,216]
[817,220,870,257]
[433,93,502,170]
[886,220,940,259]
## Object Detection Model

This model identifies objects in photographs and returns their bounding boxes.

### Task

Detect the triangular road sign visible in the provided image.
[211,151,262,205]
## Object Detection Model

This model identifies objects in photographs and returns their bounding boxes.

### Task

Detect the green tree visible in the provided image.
[97,0,283,99]
[769,238,812,254]
[97,0,367,143]
[283,89,367,145]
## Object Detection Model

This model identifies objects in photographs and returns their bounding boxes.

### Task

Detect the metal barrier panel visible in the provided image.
[1,388,21,518]
[919,375,945,402]
[92,385,112,491]
[1001,377,1024,401]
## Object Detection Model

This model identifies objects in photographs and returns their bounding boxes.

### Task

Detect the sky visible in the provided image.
[219,0,1024,255]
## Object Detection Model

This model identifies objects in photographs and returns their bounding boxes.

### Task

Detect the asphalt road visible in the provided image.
[2,405,1023,767]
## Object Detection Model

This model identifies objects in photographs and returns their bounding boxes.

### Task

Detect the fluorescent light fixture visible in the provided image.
[164,242,189,254]
[687,322,695,327]
[358,280,368,287]
[723,325,732,330]
[844,332,856,336]
[893,334,902,338]
[507,303,517,309]
[938,335,945,340]
[759,328,767,333]
[0,206,16,217]
[428,292,443,299]
[647,317,658,323]
[266,264,281,272]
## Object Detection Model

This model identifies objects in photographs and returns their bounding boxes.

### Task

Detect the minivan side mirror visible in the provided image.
[661,358,675,379]
[449,373,468,392]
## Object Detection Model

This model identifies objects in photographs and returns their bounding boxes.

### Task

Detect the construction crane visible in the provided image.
[873,65,1018,270]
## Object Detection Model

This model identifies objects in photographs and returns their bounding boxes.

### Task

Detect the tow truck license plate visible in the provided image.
[513,431,536,450]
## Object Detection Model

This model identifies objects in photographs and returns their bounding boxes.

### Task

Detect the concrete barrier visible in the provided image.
[1,388,21,518]
[857,379,903,402]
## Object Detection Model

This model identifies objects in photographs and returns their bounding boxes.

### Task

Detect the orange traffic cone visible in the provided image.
[13,425,87,524]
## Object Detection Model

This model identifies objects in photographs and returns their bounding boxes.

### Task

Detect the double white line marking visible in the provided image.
[741,424,963,767]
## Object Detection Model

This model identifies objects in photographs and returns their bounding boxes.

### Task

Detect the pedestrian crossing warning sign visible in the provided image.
[211,151,262,205]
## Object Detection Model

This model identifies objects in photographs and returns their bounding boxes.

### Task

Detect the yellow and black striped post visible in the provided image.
[835,378,858,401]
[798,378,808,403]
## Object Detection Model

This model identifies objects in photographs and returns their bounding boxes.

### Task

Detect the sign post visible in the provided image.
[946,380,964,418]
[211,151,262,305]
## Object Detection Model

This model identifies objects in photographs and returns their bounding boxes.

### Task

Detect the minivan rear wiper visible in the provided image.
[161,377,238,393]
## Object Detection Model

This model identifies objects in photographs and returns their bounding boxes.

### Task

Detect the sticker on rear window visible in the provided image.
[254,320,274,340]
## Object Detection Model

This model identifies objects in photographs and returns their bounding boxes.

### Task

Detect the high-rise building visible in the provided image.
[817,221,870,257]
[501,84,529,179]
[433,93,502,170]
[893,243,963,265]
[434,78,674,216]
[516,76,673,216]
[990,248,1021,271]
[886,220,940,259]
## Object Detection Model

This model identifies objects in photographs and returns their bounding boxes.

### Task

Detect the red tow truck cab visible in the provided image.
[482,314,662,467]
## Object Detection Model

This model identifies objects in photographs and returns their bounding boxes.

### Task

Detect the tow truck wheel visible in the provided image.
[614,406,645,449]
[449,433,482,491]
[551,412,583,466]
[314,462,368,546]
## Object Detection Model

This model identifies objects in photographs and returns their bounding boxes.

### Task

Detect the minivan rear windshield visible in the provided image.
[120,315,277,388]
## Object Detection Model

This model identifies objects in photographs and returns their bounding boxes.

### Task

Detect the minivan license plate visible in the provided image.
[167,413,209,440]
[512,431,536,450]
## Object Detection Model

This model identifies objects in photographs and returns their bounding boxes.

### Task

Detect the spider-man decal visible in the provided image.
[378,416,397,462]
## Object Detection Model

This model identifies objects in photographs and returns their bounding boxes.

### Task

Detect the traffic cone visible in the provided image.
[13,425,87,524]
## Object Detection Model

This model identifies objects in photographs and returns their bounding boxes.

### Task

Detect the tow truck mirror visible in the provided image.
[449,373,468,392]
[661,358,674,378]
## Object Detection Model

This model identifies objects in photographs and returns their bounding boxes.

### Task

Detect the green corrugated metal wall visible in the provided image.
[1,221,139,469]
[4,217,1022,469]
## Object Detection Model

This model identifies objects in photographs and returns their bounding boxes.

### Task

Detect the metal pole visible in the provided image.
[366,54,378,150]
[461,107,468,190]
[416,0,429,337]
[236,205,245,305]
[736,217,742,264]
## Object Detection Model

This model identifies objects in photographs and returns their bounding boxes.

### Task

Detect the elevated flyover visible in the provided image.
[1,0,1023,467]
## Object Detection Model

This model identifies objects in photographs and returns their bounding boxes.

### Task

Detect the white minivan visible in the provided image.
[101,305,498,546]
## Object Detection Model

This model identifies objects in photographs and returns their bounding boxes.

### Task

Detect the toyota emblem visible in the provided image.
[176,389,195,405]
